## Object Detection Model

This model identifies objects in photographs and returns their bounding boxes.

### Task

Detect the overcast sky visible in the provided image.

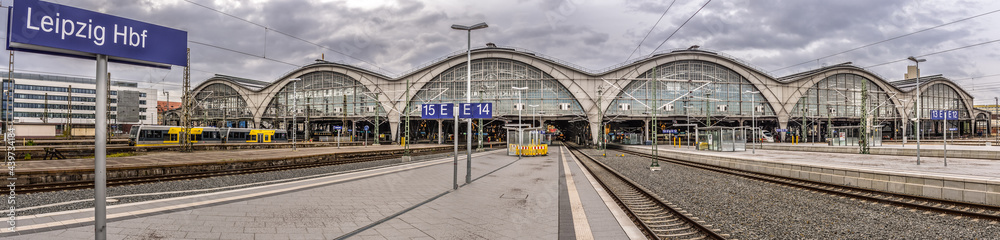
[3,0,1000,105]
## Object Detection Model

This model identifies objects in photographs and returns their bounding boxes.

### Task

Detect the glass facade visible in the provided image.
[263,71,384,119]
[194,83,253,121]
[409,58,585,117]
[791,73,898,119]
[913,84,969,119]
[607,60,773,116]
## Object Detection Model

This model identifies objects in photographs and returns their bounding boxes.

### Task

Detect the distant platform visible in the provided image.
[624,144,1000,207]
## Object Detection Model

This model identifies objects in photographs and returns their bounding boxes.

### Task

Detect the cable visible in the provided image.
[647,0,711,57]
[772,8,1000,73]
[189,40,301,67]
[182,0,394,75]
[863,39,1000,69]
[624,0,676,62]
[614,0,711,83]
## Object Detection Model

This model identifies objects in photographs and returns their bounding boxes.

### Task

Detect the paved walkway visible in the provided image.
[633,144,1000,179]
[2,147,639,239]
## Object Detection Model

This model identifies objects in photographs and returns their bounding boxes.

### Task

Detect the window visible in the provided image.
[139,100,147,105]
[139,93,147,97]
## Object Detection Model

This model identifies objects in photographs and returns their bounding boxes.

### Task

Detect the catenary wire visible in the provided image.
[771,8,1000,73]
[624,0,676,62]
[182,0,393,75]
[863,39,1000,69]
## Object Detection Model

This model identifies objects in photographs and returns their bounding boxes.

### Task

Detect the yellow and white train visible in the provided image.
[128,125,288,146]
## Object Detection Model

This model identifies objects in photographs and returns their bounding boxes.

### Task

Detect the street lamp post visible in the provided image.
[908,56,926,165]
[529,104,539,146]
[513,86,528,159]
[374,91,381,145]
[452,22,488,185]
[746,90,759,154]
[478,88,485,151]
[684,104,693,148]
[597,87,604,152]
[290,78,301,151]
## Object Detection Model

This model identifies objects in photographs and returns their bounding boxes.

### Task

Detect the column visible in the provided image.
[643,119,649,143]
[437,119,444,144]
[389,116,400,144]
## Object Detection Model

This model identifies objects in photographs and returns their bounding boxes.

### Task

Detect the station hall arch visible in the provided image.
[192,83,253,127]
[262,71,386,140]
[789,73,901,141]
[604,60,775,143]
[406,58,586,143]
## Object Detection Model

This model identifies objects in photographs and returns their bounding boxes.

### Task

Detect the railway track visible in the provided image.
[613,146,1000,222]
[566,144,728,240]
[20,146,494,194]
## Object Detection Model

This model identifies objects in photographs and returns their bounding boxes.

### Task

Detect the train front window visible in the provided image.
[129,127,139,138]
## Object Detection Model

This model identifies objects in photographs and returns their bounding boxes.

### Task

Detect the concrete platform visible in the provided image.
[1,146,641,239]
[625,144,1000,207]
[758,142,1000,160]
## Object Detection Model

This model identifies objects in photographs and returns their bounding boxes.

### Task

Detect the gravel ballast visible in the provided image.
[581,148,1000,239]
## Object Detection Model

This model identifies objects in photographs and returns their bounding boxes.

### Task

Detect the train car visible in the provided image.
[224,128,252,143]
[129,125,285,146]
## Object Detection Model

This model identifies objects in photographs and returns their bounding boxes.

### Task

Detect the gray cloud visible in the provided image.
[2,0,999,104]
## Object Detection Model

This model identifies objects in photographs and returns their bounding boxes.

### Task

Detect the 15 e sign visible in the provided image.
[421,103,454,119]
[7,0,188,67]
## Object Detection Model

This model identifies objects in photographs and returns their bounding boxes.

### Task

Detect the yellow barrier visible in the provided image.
[507,144,548,156]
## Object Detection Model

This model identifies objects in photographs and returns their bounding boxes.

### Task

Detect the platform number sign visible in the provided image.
[930,110,959,120]
[421,103,454,119]
[459,103,492,119]
[422,103,491,119]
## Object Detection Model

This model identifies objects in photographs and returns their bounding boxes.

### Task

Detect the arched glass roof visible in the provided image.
[194,83,252,122]
[607,60,774,117]
[263,71,384,119]
[408,58,585,117]
[913,83,969,119]
[791,73,899,119]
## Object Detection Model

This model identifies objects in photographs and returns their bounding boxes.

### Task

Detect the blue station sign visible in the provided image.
[421,103,454,119]
[458,102,492,119]
[6,0,188,67]
[421,103,492,119]
[930,110,959,120]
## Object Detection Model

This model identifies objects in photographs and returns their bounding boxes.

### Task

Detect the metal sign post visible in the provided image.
[931,110,958,166]
[94,54,108,239]
[453,104,459,190]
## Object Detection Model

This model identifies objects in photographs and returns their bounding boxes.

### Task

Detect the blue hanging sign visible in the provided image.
[6,0,188,67]
[929,110,959,120]
[421,103,454,119]
[458,103,492,119]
